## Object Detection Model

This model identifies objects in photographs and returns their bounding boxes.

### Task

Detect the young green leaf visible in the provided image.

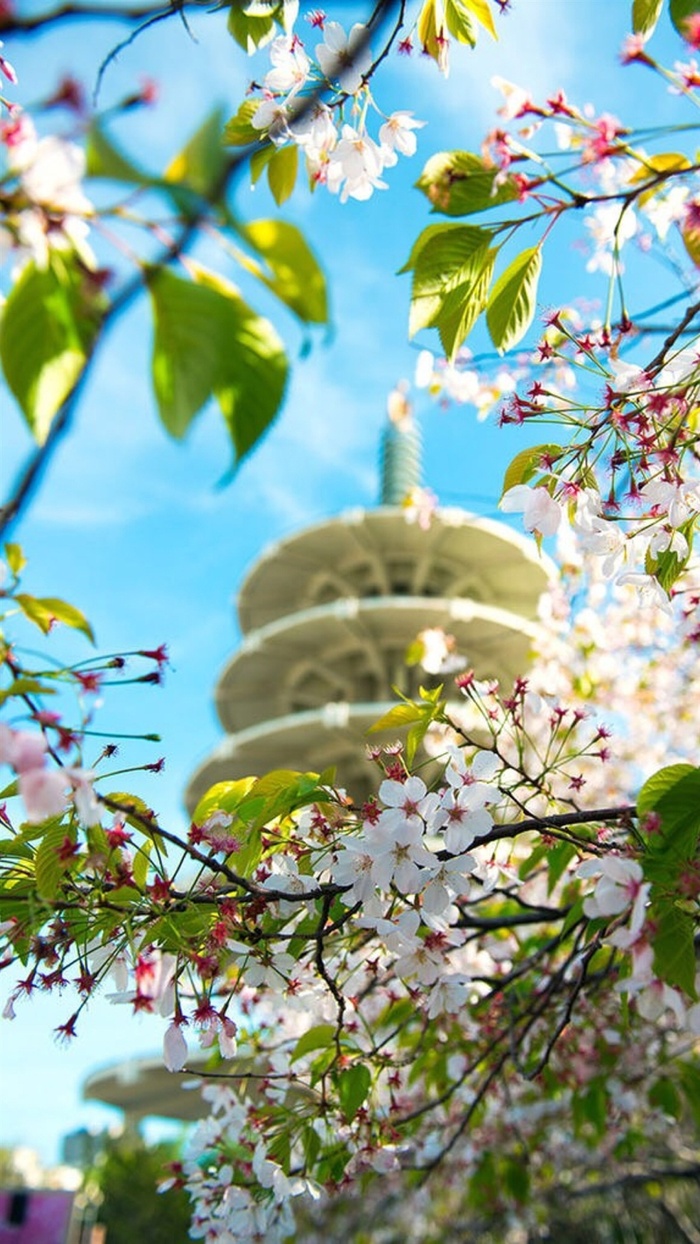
[238,218,328,324]
[500,444,564,497]
[223,100,262,147]
[336,1064,371,1122]
[15,594,95,642]
[0,254,105,442]
[445,0,477,45]
[650,901,697,997]
[403,224,492,338]
[632,0,663,36]
[164,107,227,200]
[267,142,299,205]
[416,150,518,217]
[486,246,542,353]
[147,264,288,465]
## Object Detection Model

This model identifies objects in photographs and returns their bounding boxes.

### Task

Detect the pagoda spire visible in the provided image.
[380,385,422,505]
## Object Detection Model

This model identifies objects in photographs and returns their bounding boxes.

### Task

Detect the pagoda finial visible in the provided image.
[380,384,422,505]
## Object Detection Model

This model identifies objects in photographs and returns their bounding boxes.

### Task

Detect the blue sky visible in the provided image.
[0,0,688,1164]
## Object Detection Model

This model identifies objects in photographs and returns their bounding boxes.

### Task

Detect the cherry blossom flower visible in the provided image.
[163,1021,189,1072]
[316,21,371,94]
[500,484,562,537]
[378,111,425,159]
[578,855,649,932]
[263,34,311,98]
[327,124,387,202]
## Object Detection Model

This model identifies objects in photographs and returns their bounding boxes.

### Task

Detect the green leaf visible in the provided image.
[228,1,274,51]
[650,901,697,997]
[85,120,150,185]
[637,763,696,819]
[15,594,95,642]
[670,0,700,38]
[35,823,74,901]
[0,254,105,442]
[648,1076,682,1119]
[147,264,288,465]
[0,678,56,707]
[462,0,498,37]
[445,0,477,45]
[4,543,26,576]
[367,703,427,734]
[250,142,275,186]
[416,150,518,217]
[500,444,564,497]
[486,246,542,353]
[402,224,492,339]
[645,517,695,592]
[164,107,227,200]
[291,1023,337,1062]
[632,0,664,36]
[195,266,289,466]
[267,143,298,205]
[417,0,447,68]
[336,1064,371,1122]
[223,100,262,148]
[435,246,496,359]
[132,839,152,890]
[192,778,258,827]
[238,219,328,324]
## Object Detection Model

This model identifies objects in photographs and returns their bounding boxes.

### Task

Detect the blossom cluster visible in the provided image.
[248,19,425,201]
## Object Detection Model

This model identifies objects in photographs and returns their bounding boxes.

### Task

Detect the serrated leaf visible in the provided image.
[336,1064,371,1122]
[445,0,477,45]
[436,246,496,358]
[500,444,564,497]
[192,778,258,827]
[487,246,542,353]
[632,0,664,35]
[645,517,695,590]
[238,219,327,324]
[416,150,518,217]
[637,763,697,818]
[267,142,298,205]
[147,264,288,465]
[650,901,697,997]
[0,254,105,442]
[404,224,492,339]
[291,1023,337,1062]
[223,100,262,147]
[35,824,75,901]
[367,703,427,734]
[164,107,227,200]
[462,0,498,37]
[15,594,95,642]
[132,839,153,890]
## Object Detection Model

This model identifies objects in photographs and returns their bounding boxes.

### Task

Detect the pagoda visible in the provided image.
[185,411,554,810]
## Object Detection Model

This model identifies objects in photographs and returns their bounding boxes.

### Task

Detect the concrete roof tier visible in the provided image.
[236,507,555,633]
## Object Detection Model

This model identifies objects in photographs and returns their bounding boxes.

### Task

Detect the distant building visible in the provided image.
[186,414,553,809]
